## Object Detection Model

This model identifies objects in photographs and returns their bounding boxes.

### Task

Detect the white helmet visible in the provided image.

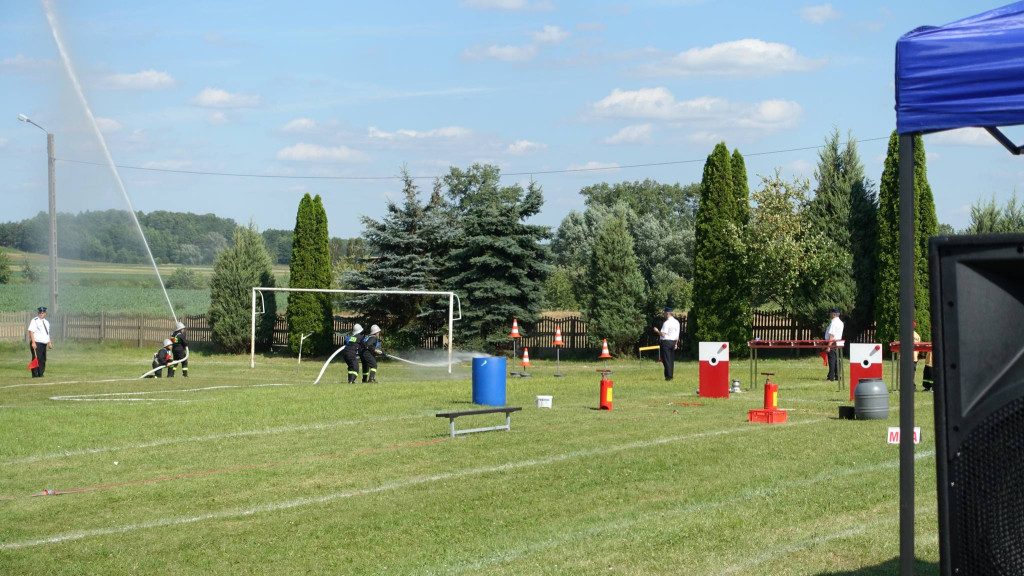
[175,322,185,330]
[163,339,173,347]
[370,324,380,335]
[352,324,364,336]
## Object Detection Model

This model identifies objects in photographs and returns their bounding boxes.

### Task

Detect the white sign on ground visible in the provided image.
[887,427,921,444]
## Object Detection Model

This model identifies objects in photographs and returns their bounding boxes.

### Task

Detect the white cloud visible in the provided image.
[101,70,175,90]
[141,160,192,170]
[0,54,51,71]
[283,118,317,132]
[637,39,826,77]
[0,137,8,147]
[590,87,803,131]
[276,143,369,162]
[567,161,620,173]
[506,140,546,155]
[207,112,228,125]
[800,4,843,24]
[190,88,261,108]
[604,123,653,145]
[464,44,538,62]
[686,131,721,145]
[94,117,123,133]
[460,0,553,11]
[533,25,570,44]
[368,126,472,140]
[925,127,997,147]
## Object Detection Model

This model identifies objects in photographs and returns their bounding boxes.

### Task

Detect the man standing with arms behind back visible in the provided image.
[825,308,844,382]
[653,308,680,381]
[28,306,52,378]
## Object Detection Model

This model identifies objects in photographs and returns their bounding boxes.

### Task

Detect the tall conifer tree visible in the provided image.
[288,194,333,355]
[208,222,277,353]
[875,132,936,345]
[691,142,749,353]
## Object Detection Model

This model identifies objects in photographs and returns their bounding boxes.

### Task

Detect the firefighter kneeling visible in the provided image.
[148,339,174,378]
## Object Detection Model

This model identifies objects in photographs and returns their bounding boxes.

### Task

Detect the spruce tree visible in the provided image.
[208,222,277,353]
[585,209,645,355]
[343,168,451,350]
[791,129,857,329]
[691,142,749,353]
[847,135,879,341]
[442,164,551,351]
[875,132,936,345]
[287,194,333,355]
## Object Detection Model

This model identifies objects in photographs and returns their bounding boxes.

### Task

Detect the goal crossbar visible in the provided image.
[249,287,462,373]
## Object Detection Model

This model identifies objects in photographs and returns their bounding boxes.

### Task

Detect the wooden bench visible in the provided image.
[435,407,522,438]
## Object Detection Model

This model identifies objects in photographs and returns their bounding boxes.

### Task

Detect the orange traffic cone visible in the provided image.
[599,339,612,359]
[509,319,521,338]
[521,347,531,367]
[553,326,564,347]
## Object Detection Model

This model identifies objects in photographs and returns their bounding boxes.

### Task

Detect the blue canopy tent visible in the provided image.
[895,3,1024,574]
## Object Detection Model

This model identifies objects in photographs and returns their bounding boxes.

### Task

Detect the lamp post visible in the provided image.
[17,114,58,314]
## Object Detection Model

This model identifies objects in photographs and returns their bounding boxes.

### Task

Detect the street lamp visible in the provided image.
[17,114,58,314]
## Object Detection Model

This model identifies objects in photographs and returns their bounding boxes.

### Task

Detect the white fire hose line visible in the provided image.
[137,347,189,380]
[3,413,423,467]
[0,378,139,390]
[312,345,347,385]
[0,419,825,550]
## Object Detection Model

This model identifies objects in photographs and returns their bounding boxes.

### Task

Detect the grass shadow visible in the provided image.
[815,557,939,575]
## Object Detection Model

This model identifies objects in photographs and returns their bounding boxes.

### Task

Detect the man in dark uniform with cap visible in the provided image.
[653,308,680,381]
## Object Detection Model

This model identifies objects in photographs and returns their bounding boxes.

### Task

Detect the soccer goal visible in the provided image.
[249,287,462,372]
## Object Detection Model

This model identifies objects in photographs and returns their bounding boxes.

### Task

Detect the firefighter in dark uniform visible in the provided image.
[361,324,383,382]
[340,324,364,384]
[169,321,188,378]
[149,339,174,378]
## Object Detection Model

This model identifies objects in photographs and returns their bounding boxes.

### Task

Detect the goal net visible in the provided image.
[249,287,462,372]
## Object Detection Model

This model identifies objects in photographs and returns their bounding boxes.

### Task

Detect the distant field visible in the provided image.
[0,254,290,315]
[0,346,940,575]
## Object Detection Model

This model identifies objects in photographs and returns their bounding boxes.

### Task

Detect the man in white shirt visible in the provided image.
[825,308,844,382]
[653,308,680,381]
[28,306,53,378]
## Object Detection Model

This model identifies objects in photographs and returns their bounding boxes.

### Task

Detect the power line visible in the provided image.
[55,136,891,181]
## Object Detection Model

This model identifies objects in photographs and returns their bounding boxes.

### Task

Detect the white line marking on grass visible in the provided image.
[51,398,190,403]
[0,378,137,390]
[3,414,423,466]
[426,449,937,576]
[0,419,823,550]
[49,383,294,402]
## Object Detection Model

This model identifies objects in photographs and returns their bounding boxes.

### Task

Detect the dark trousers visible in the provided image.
[827,349,838,381]
[170,349,188,377]
[360,352,378,382]
[660,340,676,380]
[343,352,360,383]
[30,344,48,377]
[922,364,934,390]
[151,359,164,378]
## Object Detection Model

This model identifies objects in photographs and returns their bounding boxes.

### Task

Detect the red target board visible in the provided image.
[849,343,883,401]
[698,341,730,398]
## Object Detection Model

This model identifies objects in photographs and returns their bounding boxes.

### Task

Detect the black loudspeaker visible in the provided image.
[930,234,1024,576]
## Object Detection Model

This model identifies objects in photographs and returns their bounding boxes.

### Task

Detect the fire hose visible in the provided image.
[137,347,189,380]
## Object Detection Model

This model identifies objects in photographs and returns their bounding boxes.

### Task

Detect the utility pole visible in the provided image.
[18,114,58,313]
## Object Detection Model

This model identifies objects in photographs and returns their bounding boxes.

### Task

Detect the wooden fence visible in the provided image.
[0,310,875,350]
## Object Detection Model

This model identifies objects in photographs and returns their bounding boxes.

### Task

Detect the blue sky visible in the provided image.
[1,1,1019,238]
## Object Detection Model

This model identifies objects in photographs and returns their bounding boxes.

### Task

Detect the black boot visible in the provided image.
[348,374,357,384]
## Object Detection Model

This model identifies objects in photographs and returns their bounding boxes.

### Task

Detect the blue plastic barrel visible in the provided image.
[472,357,507,406]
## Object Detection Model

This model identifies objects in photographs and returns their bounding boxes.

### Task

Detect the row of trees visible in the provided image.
[0,209,363,268]
[198,135,1017,355]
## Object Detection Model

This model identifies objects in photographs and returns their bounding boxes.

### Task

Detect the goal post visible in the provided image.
[249,287,462,373]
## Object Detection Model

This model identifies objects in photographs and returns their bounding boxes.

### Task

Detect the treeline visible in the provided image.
[0,210,363,267]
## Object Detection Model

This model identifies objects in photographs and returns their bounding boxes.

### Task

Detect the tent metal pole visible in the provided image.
[898,133,916,576]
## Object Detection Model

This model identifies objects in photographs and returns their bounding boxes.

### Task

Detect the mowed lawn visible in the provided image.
[0,344,940,575]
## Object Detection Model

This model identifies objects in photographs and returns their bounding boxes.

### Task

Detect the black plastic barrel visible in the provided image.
[854,378,889,420]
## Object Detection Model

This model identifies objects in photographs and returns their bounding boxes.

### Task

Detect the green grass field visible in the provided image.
[0,344,940,575]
